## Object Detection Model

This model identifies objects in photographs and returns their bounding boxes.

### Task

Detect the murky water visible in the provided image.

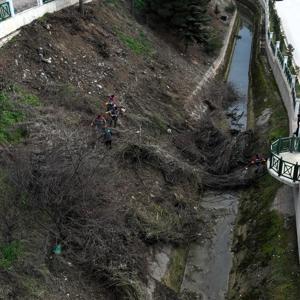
[181,192,239,300]
[227,18,253,131]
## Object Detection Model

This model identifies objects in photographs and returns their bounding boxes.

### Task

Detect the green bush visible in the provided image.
[0,89,40,143]
[204,32,223,54]
[0,241,22,269]
[134,0,145,10]
[0,93,24,143]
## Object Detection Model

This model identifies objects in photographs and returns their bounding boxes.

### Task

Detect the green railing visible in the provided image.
[43,0,54,3]
[270,137,300,182]
[277,49,284,68]
[0,1,11,22]
[270,40,276,55]
[284,65,293,87]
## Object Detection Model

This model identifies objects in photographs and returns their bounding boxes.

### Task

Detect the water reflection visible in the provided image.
[227,19,253,130]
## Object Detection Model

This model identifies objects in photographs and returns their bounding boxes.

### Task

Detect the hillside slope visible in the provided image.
[0,1,250,299]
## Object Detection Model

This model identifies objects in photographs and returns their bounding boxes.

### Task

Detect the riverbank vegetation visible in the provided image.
[228,2,300,297]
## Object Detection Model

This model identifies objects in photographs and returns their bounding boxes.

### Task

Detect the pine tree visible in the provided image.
[145,0,211,50]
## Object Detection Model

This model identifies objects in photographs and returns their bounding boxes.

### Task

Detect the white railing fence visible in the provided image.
[259,0,300,127]
[0,0,89,43]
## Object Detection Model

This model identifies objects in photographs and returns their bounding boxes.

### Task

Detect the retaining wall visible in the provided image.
[189,9,238,99]
[258,0,299,133]
[0,0,90,43]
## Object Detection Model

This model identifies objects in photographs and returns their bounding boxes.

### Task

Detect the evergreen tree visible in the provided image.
[145,0,211,50]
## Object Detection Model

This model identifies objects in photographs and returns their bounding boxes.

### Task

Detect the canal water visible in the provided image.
[180,192,239,300]
[227,18,253,131]
[180,15,254,300]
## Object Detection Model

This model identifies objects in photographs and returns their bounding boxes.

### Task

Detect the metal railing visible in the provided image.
[0,2,11,22]
[292,88,296,108]
[284,65,293,87]
[265,3,300,108]
[277,49,284,68]
[270,137,300,182]
[0,0,55,23]
[270,40,276,55]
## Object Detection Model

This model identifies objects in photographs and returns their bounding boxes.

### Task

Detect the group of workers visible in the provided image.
[91,95,123,149]
[245,153,266,173]
[91,96,268,174]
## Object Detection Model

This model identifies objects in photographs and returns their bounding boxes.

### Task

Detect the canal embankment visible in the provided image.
[228,0,300,299]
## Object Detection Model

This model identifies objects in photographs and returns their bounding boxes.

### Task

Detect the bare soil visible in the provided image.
[0,1,253,299]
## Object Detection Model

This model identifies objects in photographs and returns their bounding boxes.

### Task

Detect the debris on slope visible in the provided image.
[0,1,255,299]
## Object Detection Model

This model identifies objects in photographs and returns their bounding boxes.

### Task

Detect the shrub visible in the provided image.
[0,89,39,143]
[0,241,22,269]
[204,32,223,54]
[225,2,236,14]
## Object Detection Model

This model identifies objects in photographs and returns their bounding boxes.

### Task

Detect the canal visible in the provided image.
[180,13,254,300]
[227,17,253,131]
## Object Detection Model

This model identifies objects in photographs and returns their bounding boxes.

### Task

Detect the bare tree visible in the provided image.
[5,131,146,298]
[79,0,84,15]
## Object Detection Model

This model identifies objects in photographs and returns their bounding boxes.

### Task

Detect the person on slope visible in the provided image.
[245,153,266,173]
[109,104,119,128]
[106,95,116,112]
[103,127,113,149]
[91,114,107,134]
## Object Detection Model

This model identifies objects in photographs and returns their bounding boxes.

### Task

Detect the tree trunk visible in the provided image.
[79,0,84,15]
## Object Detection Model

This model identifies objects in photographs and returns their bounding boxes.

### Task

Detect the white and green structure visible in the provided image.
[256,0,300,261]
[0,0,90,45]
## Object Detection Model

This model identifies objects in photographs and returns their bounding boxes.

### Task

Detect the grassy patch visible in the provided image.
[22,277,46,298]
[0,241,22,269]
[233,175,300,299]
[0,92,24,143]
[0,89,40,143]
[118,31,153,55]
[162,246,189,293]
[37,13,50,26]
[251,57,288,145]
[149,112,167,132]
[104,0,119,5]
